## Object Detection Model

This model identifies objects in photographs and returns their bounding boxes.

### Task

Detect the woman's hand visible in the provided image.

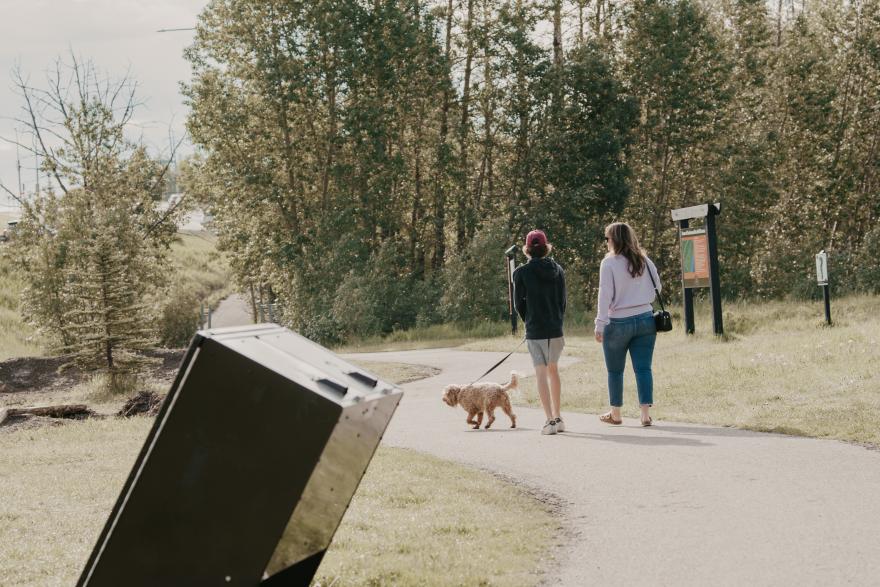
[595,331,603,343]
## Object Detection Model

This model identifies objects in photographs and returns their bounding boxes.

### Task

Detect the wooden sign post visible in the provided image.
[671,203,723,336]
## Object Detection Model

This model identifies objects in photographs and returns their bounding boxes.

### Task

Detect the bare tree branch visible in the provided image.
[13,65,70,195]
[0,181,25,205]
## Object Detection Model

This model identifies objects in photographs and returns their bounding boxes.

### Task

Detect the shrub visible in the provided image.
[332,238,439,339]
[856,226,880,294]
[156,282,201,348]
[440,219,514,323]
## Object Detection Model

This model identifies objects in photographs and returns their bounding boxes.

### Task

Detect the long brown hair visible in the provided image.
[606,222,646,278]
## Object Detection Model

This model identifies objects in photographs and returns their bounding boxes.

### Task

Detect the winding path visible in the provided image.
[346,348,880,586]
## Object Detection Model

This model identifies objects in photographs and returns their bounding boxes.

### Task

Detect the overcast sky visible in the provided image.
[0,0,207,207]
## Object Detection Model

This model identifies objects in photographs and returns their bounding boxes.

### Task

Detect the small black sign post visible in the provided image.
[671,203,723,336]
[816,250,831,325]
[705,207,724,336]
[505,245,518,336]
[679,219,696,334]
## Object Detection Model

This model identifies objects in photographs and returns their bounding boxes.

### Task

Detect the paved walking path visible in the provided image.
[347,348,880,586]
[210,293,252,329]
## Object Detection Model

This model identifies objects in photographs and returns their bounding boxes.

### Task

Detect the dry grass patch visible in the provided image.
[0,357,555,586]
[351,360,440,385]
[0,423,556,586]
[0,418,152,586]
[312,448,556,587]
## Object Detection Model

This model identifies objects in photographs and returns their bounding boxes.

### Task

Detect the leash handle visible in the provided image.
[469,338,526,385]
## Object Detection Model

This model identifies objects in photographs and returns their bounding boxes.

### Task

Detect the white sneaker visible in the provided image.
[542,420,558,435]
[554,417,565,433]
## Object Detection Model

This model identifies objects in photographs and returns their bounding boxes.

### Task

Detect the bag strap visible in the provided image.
[645,262,666,312]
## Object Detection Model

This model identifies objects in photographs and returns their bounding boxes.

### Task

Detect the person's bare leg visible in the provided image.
[534,364,553,421]
[548,363,561,419]
[640,404,651,423]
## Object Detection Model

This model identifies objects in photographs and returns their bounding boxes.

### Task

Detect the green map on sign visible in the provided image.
[682,239,695,272]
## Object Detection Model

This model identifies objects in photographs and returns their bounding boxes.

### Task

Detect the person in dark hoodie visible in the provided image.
[513,229,567,435]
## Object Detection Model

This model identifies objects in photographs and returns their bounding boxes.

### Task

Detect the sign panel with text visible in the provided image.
[680,229,710,289]
[816,251,828,285]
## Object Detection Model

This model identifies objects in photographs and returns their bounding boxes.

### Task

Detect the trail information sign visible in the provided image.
[670,202,723,336]
[681,229,710,288]
[816,250,828,285]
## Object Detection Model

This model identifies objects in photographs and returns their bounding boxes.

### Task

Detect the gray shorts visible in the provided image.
[526,337,565,366]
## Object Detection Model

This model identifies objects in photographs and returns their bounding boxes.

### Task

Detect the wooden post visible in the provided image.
[705,205,724,336]
[679,219,695,335]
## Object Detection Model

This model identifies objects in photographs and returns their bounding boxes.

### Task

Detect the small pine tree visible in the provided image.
[59,193,158,372]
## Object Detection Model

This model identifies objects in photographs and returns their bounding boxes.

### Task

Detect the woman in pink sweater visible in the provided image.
[594,222,661,427]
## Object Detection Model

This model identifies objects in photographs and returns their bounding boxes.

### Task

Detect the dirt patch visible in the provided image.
[0,349,186,395]
[0,355,74,394]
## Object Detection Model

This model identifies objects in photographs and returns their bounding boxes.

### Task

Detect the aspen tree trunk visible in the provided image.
[457,0,476,249]
[474,1,495,235]
[433,0,454,271]
[776,0,783,46]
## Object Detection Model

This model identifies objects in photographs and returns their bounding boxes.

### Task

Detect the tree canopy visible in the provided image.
[184,0,880,341]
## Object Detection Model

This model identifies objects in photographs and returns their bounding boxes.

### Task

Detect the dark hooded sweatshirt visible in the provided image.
[513,257,567,340]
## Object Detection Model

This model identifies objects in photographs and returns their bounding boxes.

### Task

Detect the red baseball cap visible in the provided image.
[525,229,547,247]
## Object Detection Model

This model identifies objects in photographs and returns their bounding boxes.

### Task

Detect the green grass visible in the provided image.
[336,321,511,353]
[313,448,556,586]
[0,357,556,586]
[0,250,43,360]
[0,418,150,586]
[0,431,555,586]
[473,295,880,447]
[167,231,234,311]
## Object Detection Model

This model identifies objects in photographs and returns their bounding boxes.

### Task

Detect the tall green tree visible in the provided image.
[540,42,637,283]
[186,0,448,341]
[623,0,732,277]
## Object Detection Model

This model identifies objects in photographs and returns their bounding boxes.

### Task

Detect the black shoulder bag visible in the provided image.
[646,265,672,333]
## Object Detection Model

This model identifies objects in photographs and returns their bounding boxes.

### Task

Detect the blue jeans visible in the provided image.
[602,312,657,407]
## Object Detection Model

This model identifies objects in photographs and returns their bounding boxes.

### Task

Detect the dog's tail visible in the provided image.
[503,371,519,391]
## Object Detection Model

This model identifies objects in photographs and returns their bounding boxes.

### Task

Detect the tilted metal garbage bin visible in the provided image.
[77,324,403,586]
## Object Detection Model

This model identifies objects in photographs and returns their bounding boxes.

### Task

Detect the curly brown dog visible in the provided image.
[442,372,518,429]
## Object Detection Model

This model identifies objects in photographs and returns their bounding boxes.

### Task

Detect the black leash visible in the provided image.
[469,337,527,385]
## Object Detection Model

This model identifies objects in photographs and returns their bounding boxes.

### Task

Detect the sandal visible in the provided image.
[641,417,653,427]
[599,412,622,425]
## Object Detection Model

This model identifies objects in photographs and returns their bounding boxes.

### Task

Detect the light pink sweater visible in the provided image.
[594,254,661,333]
